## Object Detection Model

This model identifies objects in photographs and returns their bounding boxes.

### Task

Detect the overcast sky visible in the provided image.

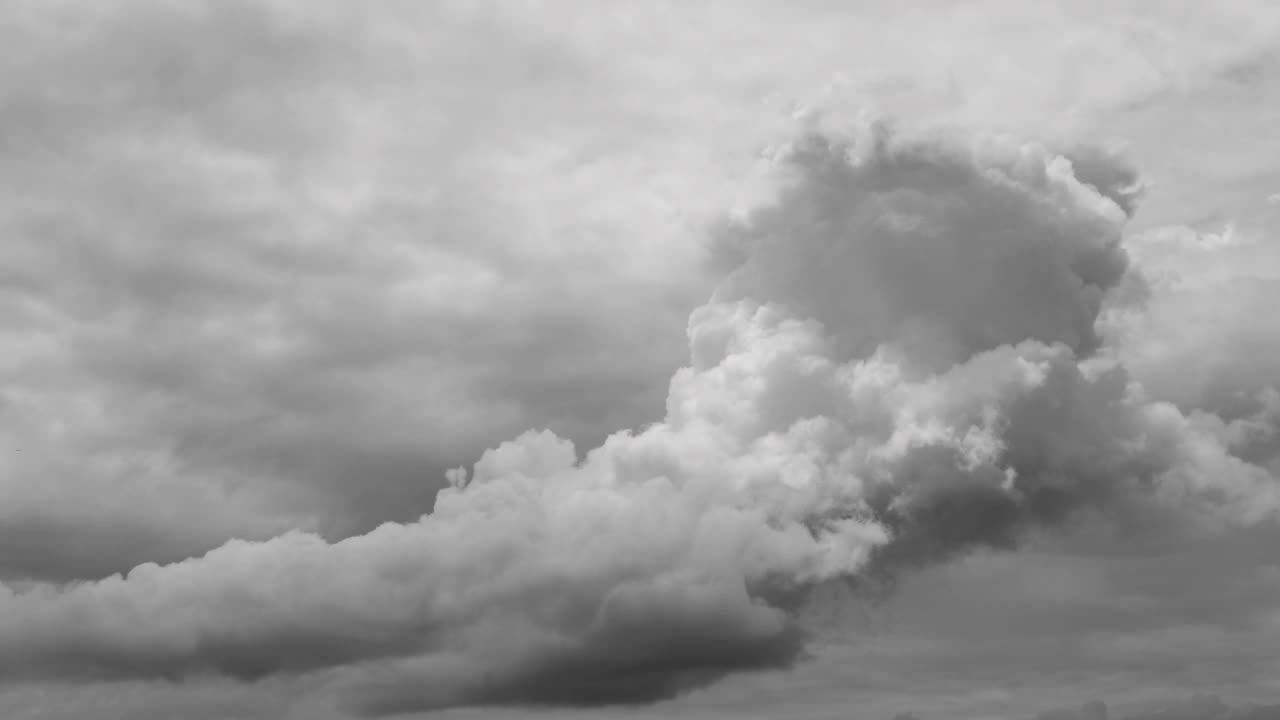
[1,2,1279,719]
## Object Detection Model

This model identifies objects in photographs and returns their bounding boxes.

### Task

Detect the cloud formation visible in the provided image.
[0,124,1275,715]
[0,0,715,581]
[1032,696,1280,720]
[1,0,1275,597]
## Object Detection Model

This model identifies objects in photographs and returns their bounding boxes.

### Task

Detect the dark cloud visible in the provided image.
[0,2,1276,718]
[1028,696,1280,720]
[0,0,707,579]
[343,596,807,715]
[0,124,1273,714]
[0,676,317,720]
[0,517,247,584]
[713,128,1132,371]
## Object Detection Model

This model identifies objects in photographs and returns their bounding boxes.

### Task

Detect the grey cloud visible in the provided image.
[0,0,705,579]
[0,124,1274,714]
[1106,223,1280,417]
[857,348,1145,584]
[708,130,1167,584]
[1036,700,1110,720]
[713,127,1131,371]
[342,599,807,715]
[1061,145,1145,218]
[0,676,318,720]
[816,512,1280,720]
[1031,696,1280,720]
[0,2,1276,718]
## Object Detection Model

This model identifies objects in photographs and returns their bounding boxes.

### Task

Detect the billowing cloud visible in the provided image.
[2,3,1279,719]
[1,0,1275,585]
[0,125,1275,715]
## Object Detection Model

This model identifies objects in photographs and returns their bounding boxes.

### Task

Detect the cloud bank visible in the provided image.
[0,0,718,583]
[0,123,1275,715]
[4,0,1277,598]
[1031,696,1280,720]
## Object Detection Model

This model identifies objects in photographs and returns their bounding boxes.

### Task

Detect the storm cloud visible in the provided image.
[0,124,1275,714]
[1,3,1279,717]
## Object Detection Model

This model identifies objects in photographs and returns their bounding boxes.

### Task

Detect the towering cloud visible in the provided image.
[0,125,1275,714]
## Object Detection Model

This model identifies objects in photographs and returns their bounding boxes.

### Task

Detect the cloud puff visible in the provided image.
[711,128,1132,368]
[0,125,1274,715]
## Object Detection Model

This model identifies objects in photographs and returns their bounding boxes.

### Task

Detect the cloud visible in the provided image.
[710,128,1132,370]
[0,0,715,580]
[1029,696,1280,720]
[0,125,1274,715]
[1,0,1275,584]
[1037,699,1110,720]
[815,512,1280,711]
[1104,223,1280,414]
[1,2,1278,718]
[0,673,349,720]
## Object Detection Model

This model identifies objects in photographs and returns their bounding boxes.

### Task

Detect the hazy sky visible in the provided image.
[1,2,1279,719]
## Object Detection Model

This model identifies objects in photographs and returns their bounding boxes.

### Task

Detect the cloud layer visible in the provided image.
[2,3,1279,719]
[0,0,717,582]
[0,125,1275,715]
[1032,696,1280,720]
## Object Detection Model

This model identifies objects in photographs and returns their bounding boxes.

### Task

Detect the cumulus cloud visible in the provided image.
[0,124,1275,715]
[0,0,1274,584]
[2,3,1279,718]
[711,128,1132,368]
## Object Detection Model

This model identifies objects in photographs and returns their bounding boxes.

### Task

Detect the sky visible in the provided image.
[1,1,1279,719]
